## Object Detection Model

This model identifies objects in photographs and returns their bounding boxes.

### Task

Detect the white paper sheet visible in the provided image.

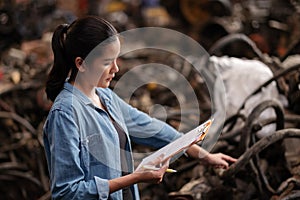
[136,118,213,171]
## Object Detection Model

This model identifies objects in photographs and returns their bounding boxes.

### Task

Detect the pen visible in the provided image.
[142,165,177,173]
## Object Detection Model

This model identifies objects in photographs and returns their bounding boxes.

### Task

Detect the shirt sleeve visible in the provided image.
[43,109,109,200]
[110,90,183,149]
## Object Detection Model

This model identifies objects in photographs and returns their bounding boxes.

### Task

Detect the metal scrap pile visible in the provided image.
[0,0,300,200]
[0,38,53,199]
[120,48,300,200]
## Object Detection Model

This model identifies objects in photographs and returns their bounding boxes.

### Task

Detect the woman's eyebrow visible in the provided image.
[103,58,115,62]
[104,56,119,61]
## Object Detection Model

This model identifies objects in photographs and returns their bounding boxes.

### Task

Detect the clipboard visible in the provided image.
[136,118,213,171]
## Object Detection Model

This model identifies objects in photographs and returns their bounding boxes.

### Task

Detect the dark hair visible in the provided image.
[45,16,118,102]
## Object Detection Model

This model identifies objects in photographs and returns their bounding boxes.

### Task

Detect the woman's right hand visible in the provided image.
[109,158,170,193]
[133,165,168,184]
[133,158,170,184]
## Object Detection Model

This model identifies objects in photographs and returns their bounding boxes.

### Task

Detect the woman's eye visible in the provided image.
[104,62,111,66]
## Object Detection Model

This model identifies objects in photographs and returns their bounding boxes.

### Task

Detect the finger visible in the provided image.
[160,159,171,173]
[157,178,163,184]
[148,153,166,167]
[161,157,170,167]
[157,153,165,167]
[214,164,225,169]
[159,164,169,173]
[220,161,229,169]
[222,154,238,163]
[216,158,229,169]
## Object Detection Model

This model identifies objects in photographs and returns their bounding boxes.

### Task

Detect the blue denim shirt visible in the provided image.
[43,82,182,200]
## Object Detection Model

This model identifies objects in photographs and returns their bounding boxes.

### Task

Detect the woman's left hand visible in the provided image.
[201,152,237,169]
[186,144,237,169]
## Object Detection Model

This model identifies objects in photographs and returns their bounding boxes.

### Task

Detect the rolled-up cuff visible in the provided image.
[94,176,109,199]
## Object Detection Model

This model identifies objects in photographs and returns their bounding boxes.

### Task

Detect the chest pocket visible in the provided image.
[80,132,121,172]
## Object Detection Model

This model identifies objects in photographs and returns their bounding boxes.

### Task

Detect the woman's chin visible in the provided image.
[97,82,110,88]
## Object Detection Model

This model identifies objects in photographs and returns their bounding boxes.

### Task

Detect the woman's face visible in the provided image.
[83,38,121,88]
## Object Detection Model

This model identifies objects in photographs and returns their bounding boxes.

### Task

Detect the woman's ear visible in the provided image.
[75,57,85,72]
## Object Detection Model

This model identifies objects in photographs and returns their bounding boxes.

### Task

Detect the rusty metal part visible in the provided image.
[219,113,246,140]
[281,37,300,62]
[220,128,300,179]
[209,33,265,60]
[240,100,285,152]
[169,178,211,200]
[280,190,300,200]
[179,0,210,26]
[276,177,300,194]
[237,100,285,194]
[0,111,36,136]
[179,0,232,26]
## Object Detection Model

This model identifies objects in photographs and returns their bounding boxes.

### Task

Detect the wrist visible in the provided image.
[195,145,210,160]
[131,171,142,183]
[200,152,210,162]
[109,172,140,193]
[186,144,210,160]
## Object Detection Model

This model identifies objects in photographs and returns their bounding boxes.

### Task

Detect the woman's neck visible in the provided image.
[70,80,104,109]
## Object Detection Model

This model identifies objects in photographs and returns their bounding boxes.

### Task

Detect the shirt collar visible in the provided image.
[63,82,112,107]
[96,87,112,108]
[63,82,93,105]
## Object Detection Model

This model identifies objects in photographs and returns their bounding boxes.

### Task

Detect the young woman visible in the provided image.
[43,15,236,200]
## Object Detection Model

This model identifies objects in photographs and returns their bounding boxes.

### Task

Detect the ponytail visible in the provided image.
[46,16,118,102]
[46,24,70,102]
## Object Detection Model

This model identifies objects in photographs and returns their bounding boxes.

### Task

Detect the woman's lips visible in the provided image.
[106,76,114,82]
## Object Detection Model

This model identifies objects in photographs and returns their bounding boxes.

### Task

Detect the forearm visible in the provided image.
[186,144,237,168]
[108,173,140,193]
[109,163,169,193]
[186,144,209,160]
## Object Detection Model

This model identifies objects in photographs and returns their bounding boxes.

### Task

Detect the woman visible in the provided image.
[43,15,236,200]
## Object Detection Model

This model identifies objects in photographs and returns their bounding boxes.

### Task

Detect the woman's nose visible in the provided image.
[111,60,119,73]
